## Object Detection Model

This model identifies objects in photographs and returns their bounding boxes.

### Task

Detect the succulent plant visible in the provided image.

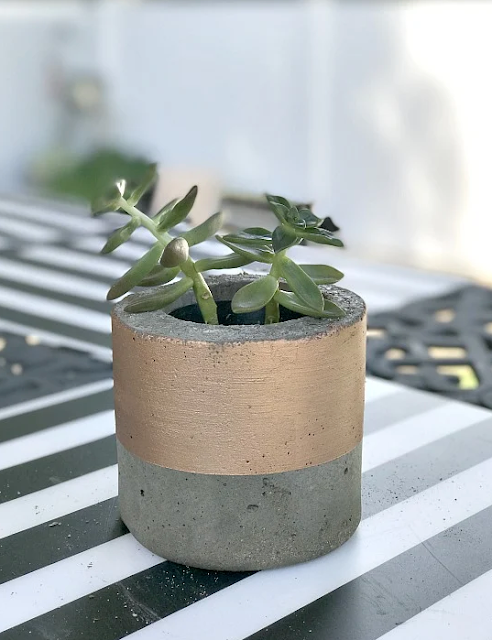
[92,164,346,324]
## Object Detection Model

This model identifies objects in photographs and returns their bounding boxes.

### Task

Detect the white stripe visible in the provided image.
[355,288,409,312]
[190,241,237,258]
[379,568,492,640]
[128,456,492,640]
[365,377,399,402]
[289,244,464,289]
[0,465,117,540]
[74,235,228,261]
[363,401,491,472]
[0,378,112,422]
[0,534,162,632]
[22,246,130,278]
[0,285,110,332]
[0,217,59,242]
[0,2,84,20]
[0,410,114,471]
[0,318,111,360]
[131,227,159,244]
[0,256,108,300]
[74,236,147,261]
[0,201,104,234]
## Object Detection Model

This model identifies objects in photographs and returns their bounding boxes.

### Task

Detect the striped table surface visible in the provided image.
[1,195,491,639]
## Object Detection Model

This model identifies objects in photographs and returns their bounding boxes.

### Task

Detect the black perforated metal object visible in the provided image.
[367,285,492,408]
[0,332,112,408]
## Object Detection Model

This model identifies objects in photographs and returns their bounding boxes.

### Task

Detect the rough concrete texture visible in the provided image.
[118,440,362,571]
[113,274,366,344]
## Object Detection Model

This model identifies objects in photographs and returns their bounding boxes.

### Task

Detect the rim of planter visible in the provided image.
[112,273,366,342]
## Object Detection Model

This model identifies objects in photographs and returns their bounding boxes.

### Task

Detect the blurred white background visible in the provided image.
[1,0,491,281]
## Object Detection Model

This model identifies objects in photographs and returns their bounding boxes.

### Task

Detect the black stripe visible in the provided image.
[0,386,113,443]
[0,561,250,640]
[247,504,492,640]
[0,276,110,313]
[0,497,125,585]
[0,238,17,251]
[0,436,116,503]
[363,414,492,518]
[0,306,111,347]
[364,389,445,435]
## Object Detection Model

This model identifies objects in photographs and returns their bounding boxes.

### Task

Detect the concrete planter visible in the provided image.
[112,275,366,571]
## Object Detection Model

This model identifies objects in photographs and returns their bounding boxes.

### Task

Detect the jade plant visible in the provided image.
[92,164,346,324]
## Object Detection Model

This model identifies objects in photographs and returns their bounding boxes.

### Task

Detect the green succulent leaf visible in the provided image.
[242,227,273,239]
[279,256,324,311]
[106,243,163,300]
[265,194,290,223]
[285,205,304,227]
[101,219,139,254]
[322,299,347,316]
[195,253,251,272]
[127,163,158,207]
[90,184,122,216]
[183,211,224,247]
[231,275,278,314]
[265,194,291,208]
[272,225,298,253]
[274,290,345,318]
[156,185,198,232]
[274,290,320,317]
[221,228,272,248]
[295,227,344,247]
[152,197,178,222]
[297,208,322,228]
[299,264,344,284]
[125,277,194,313]
[216,236,274,263]
[139,266,180,287]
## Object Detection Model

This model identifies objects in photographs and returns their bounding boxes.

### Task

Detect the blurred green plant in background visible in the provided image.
[35,147,153,208]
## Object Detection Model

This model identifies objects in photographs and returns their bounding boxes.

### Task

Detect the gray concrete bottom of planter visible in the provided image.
[118,440,362,571]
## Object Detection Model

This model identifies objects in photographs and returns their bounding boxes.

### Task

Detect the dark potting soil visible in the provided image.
[170,300,303,326]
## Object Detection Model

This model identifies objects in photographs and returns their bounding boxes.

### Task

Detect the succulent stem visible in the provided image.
[263,254,283,324]
[119,197,219,324]
[181,259,219,325]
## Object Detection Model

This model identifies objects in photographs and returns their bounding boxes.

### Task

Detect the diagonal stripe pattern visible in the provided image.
[0,196,490,639]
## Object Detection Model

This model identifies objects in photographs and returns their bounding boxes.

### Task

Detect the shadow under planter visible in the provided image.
[112,275,366,571]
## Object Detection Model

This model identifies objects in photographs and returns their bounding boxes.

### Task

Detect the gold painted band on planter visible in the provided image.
[112,312,366,476]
